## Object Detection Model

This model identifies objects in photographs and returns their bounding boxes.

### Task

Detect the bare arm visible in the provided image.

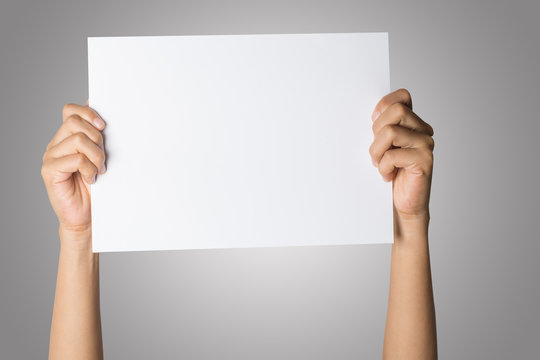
[50,228,103,360]
[369,89,437,359]
[384,212,436,359]
[42,103,106,360]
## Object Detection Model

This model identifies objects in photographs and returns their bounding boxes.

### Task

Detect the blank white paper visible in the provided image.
[88,33,392,252]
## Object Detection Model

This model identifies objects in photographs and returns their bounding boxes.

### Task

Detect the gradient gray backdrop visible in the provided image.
[1,0,539,358]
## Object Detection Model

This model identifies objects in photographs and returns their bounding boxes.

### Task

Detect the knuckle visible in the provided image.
[420,134,434,150]
[397,88,412,103]
[420,148,434,166]
[379,98,391,112]
[382,149,393,163]
[378,157,392,175]
[73,132,86,145]
[427,136,435,150]
[95,131,103,145]
[425,148,434,162]
[425,122,434,136]
[40,163,47,179]
[369,142,376,158]
[64,114,78,126]
[382,124,396,139]
[97,151,105,164]
[62,103,74,118]
[391,102,407,118]
[41,162,52,181]
[75,152,86,165]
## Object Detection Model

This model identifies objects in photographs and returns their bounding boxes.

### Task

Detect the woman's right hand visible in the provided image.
[41,103,106,245]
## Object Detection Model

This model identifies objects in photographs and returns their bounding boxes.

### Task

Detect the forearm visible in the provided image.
[49,227,103,360]
[383,211,437,360]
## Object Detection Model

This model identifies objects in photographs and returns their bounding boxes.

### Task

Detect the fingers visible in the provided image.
[377,148,433,182]
[62,103,105,130]
[47,114,104,150]
[44,133,106,174]
[369,125,434,166]
[372,103,434,136]
[41,102,107,187]
[371,88,412,122]
[369,88,435,182]
[42,153,98,185]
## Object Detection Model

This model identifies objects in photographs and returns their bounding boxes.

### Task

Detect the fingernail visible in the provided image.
[99,163,106,174]
[90,174,96,184]
[372,158,378,167]
[371,111,380,122]
[382,175,392,182]
[93,117,105,130]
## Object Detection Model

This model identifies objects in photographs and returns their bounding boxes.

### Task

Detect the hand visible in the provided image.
[41,102,106,242]
[369,89,434,220]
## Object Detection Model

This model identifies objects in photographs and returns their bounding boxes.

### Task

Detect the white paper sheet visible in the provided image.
[88,33,392,252]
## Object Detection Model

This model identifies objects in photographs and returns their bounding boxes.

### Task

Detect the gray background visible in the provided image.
[1,0,539,358]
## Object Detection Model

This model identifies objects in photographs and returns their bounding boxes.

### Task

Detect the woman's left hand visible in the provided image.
[369,89,435,220]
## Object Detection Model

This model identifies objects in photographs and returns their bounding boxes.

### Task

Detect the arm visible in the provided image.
[42,103,107,360]
[50,228,103,360]
[385,213,435,359]
[369,89,437,359]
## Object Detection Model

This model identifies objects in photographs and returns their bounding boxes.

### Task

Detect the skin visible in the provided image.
[42,103,105,360]
[370,89,437,360]
[42,89,436,359]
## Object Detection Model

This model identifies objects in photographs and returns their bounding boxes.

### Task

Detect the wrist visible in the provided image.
[58,223,94,254]
[393,208,430,247]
